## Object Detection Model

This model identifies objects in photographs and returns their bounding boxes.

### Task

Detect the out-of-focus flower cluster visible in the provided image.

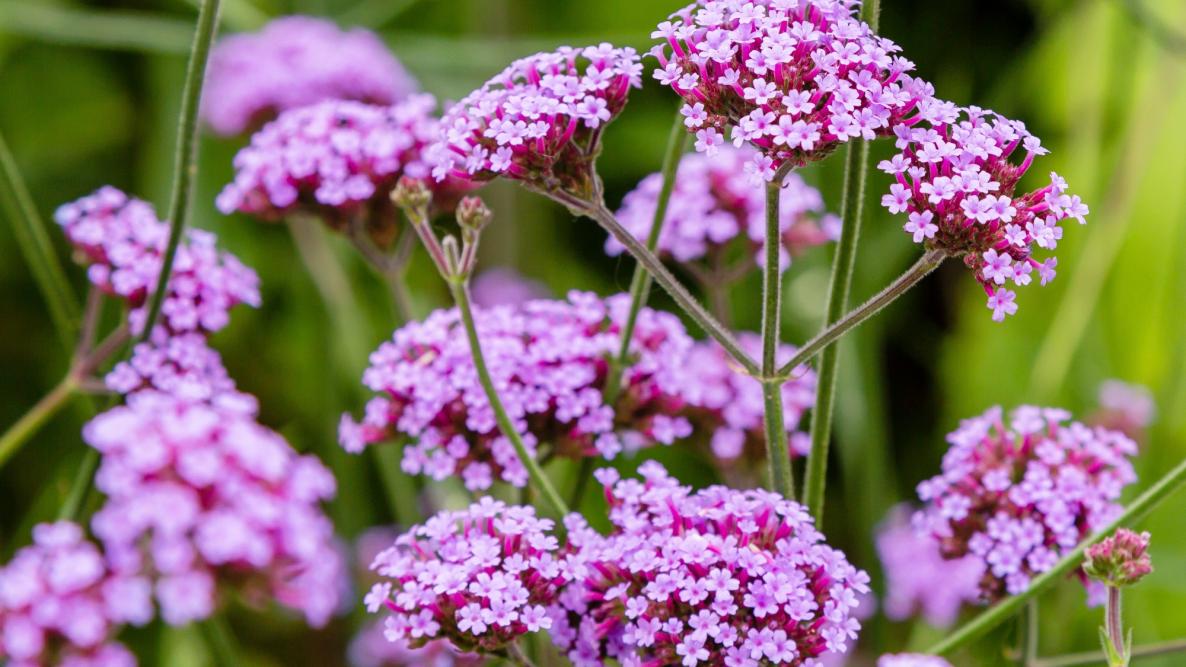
[1092,380,1155,442]
[469,268,550,308]
[55,187,260,336]
[607,145,838,272]
[552,462,869,666]
[202,16,417,136]
[365,498,569,655]
[877,654,953,667]
[339,291,693,491]
[652,0,932,178]
[0,522,149,667]
[431,44,642,201]
[879,105,1087,321]
[915,406,1138,602]
[876,505,981,628]
[1084,528,1153,589]
[84,391,343,628]
[105,332,258,414]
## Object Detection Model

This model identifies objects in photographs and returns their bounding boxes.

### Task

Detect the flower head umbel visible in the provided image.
[1084,529,1153,589]
[876,505,982,628]
[55,187,261,336]
[202,16,417,136]
[365,499,571,656]
[681,334,816,463]
[431,44,643,204]
[339,291,693,491]
[0,522,150,667]
[878,654,953,667]
[652,0,932,178]
[552,462,870,666]
[83,392,343,628]
[915,406,1138,602]
[878,105,1088,321]
[105,332,258,414]
[607,145,838,273]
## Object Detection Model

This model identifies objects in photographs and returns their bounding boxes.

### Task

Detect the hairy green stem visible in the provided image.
[448,280,569,517]
[1105,586,1126,666]
[1034,638,1186,667]
[929,454,1186,656]
[0,376,78,468]
[762,171,793,499]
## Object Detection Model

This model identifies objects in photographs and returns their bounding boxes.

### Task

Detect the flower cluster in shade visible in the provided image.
[201,16,418,136]
[607,145,839,272]
[55,187,261,336]
[469,268,550,308]
[0,522,149,667]
[431,44,642,201]
[875,505,981,628]
[651,0,933,179]
[877,655,953,667]
[1084,528,1153,589]
[338,291,693,491]
[681,333,816,463]
[83,391,344,628]
[551,462,870,666]
[105,331,258,414]
[1093,380,1155,441]
[365,498,570,655]
[878,105,1088,321]
[914,406,1138,602]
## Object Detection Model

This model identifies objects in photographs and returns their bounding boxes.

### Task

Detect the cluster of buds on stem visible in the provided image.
[1085,529,1153,589]
[392,177,491,283]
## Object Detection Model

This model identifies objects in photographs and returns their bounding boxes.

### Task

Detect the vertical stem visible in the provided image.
[137,0,222,343]
[58,448,100,521]
[762,174,793,499]
[198,613,243,667]
[1024,599,1040,666]
[0,375,78,468]
[1105,586,1126,665]
[448,280,569,517]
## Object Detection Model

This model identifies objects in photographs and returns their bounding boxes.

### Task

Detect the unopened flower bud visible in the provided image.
[455,196,492,233]
[1085,529,1153,588]
[391,176,432,215]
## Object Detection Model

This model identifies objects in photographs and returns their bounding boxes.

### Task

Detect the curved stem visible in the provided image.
[928,453,1186,657]
[448,280,569,517]
[1034,638,1186,667]
[505,641,537,667]
[775,248,946,380]
[137,0,221,343]
[762,173,793,499]
[0,375,78,468]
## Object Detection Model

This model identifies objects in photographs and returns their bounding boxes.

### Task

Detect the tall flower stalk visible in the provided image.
[762,165,795,499]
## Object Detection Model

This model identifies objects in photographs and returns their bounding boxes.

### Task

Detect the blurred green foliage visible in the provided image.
[1,0,1185,664]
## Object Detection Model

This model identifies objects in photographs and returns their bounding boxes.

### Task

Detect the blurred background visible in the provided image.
[1,0,1184,665]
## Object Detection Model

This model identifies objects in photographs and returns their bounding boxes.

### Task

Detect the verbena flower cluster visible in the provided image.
[431,44,643,199]
[84,391,343,627]
[875,505,982,627]
[0,522,150,667]
[878,105,1087,321]
[651,0,933,178]
[365,498,570,655]
[339,291,693,491]
[1084,528,1153,588]
[55,186,261,336]
[914,406,1138,602]
[1093,380,1155,440]
[607,145,839,271]
[105,332,258,413]
[877,654,953,667]
[552,463,869,666]
[202,16,417,136]
[681,333,816,462]
[469,268,550,308]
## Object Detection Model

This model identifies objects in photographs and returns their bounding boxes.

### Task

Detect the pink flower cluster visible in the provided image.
[1084,528,1153,588]
[877,654,952,667]
[607,145,839,271]
[875,505,982,627]
[651,0,932,178]
[0,522,150,667]
[365,498,571,655]
[552,463,870,666]
[1093,380,1155,440]
[202,16,418,136]
[55,187,260,336]
[914,406,1138,602]
[339,291,693,491]
[83,391,343,627]
[878,105,1087,321]
[105,332,258,414]
[681,334,816,462]
[431,44,642,198]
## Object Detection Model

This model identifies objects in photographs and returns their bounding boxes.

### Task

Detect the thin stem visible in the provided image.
[137,0,221,344]
[372,445,421,527]
[505,641,538,667]
[568,458,594,510]
[1105,586,1125,665]
[0,375,78,468]
[1024,599,1040,666]
[762,171,793,499]
[197,613,243,667]
[58,448,100,521]
[1034,639,1186,667]
[928,453,1186,656]
[448,280,569,517]
[775,248,946,380]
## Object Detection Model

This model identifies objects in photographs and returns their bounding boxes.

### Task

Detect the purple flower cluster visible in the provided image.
[339,291,693,491]
[105,331,258,414]
[914,406,1138,601]
[365,498,570,655]
[552,462,869,666]
[875,505,982,627]
[1093,380,1155,441]
[607,145,839,271]
[469,268,550,308]
[877,654,952,667]
[431,44,642,199]
[55,187,261,336]
[681,334,816,462]
[202,16,418,136]
[878,105,1087,321]
[651,0,932,178]
[0,522,149,667]
[83,391,343,627]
